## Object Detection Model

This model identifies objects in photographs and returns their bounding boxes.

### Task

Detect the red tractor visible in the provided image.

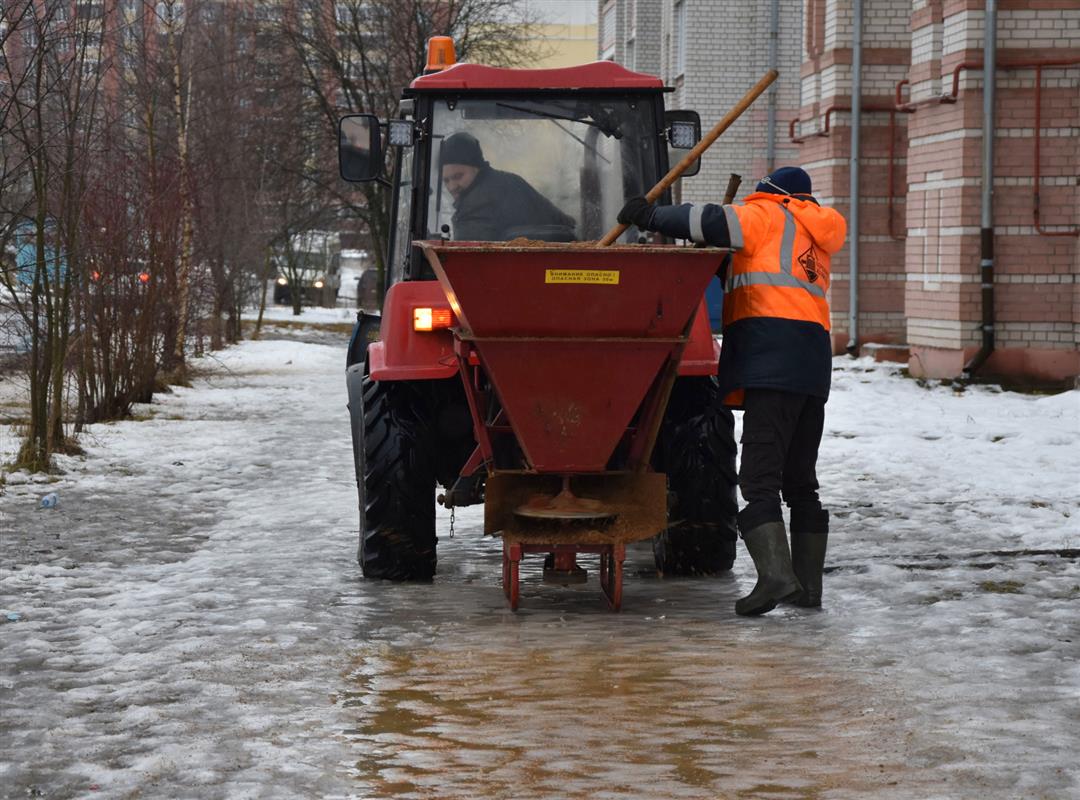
[341,39,738,608]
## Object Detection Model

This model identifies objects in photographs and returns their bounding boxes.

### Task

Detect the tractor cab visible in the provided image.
[339,40,701,285]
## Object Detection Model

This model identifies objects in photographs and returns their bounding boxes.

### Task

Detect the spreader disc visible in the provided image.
[514,505,617,522]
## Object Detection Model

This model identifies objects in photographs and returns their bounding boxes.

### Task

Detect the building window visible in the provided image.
[673,0,686,77]
[76,2,104,20]
[601,1,615,60]
[155,1,184,25]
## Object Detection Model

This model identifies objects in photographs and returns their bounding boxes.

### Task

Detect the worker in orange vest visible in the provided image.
[619,167,847,616]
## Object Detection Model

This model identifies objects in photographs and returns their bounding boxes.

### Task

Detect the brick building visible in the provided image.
[598,0,805,204]
[801,0,1079,384]
[600,0,1079,385]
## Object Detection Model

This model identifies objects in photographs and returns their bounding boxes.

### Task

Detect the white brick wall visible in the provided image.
[911,20,940,66]
[907,317,967,349]
[942,9,980,56]
[824,0,853,52]
[941,8,1080,55]
[602,0,805,205]
[863,0,910,46]
[801,0,914,109]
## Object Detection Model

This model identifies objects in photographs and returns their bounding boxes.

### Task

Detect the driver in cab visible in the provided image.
[439,132,576,242]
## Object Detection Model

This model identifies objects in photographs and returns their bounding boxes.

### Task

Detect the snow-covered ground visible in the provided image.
[1,323,1078,799]
[245,304,358,326]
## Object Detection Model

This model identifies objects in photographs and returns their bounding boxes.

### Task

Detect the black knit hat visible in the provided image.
[439,132,487,168]
[756,166,812,196]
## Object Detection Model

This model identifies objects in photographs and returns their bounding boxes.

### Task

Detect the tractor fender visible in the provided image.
[368,281,458,381]
[346,310,382,369]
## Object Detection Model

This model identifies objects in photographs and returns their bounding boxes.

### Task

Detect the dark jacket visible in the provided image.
[650,195,846,404]
[452,167,576,241]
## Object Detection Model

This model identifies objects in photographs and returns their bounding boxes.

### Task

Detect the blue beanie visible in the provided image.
[757,166,812,196]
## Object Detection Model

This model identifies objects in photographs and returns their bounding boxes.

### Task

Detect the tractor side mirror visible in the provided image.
[664,109,701,178]
[339,114,382,182]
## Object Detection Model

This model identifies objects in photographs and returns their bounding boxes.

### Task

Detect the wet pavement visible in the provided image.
[1,327,1077,799]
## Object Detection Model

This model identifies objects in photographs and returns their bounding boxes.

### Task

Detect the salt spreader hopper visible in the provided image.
[418,241,728,608]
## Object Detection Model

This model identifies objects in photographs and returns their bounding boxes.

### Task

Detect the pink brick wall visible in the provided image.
[797,0,913,351]
[798,0,1079,384]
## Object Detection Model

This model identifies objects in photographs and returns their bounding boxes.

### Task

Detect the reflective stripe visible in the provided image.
[726,270,827,298]
[688,204,705,244]
[778,205,797,275]
[722,205,744,250]
[724,202,826,301]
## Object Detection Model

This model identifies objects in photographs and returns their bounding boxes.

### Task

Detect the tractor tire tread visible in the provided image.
[653,376,739,576]
[358,376,438,581]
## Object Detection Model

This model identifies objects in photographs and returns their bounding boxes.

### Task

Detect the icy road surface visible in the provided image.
[2,321,1078,799]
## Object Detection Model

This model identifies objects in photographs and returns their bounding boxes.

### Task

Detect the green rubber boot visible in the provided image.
[790,531,828,607]
[735,521,802,616]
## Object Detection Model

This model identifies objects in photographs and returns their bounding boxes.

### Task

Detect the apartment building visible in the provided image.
[600,0,1079,385]
[598,0,804,204]
[799,0,1078,383]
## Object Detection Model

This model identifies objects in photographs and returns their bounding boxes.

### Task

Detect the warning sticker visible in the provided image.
[544,269,620,285]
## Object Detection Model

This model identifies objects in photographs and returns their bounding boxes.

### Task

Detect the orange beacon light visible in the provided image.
[425,36,456,73]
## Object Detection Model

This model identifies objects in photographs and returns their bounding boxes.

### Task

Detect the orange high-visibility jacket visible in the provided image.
[717,193,845,405]
[719,193,845,331]
[649,192,846,405]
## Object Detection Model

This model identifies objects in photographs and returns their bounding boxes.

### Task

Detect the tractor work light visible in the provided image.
[276,276,288,286]
[314,280,325,289]
[669,120,697,149]
[413,306,452,331]
[388,120,415,147]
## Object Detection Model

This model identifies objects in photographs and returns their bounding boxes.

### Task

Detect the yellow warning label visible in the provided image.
[544,269,620,285]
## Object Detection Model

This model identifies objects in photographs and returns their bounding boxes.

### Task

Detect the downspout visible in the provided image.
[846,0,863,355]
[965,0,996,376]
[766,0,780,172]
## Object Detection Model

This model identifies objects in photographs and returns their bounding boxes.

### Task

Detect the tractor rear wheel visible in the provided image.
[356,376,437,580]
[652,376,739,575]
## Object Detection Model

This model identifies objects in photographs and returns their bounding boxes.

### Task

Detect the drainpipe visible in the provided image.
[846,0,863,355]
[766,0,780,172]
[965,0,997,376]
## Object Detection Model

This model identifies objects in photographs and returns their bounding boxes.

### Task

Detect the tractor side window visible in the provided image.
[389,144,415,284]
[427,96,656,244]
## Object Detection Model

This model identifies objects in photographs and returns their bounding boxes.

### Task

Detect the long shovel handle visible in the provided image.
[598,69,778,247]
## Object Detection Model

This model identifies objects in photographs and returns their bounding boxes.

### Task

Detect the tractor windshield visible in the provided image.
[426,95,660,244]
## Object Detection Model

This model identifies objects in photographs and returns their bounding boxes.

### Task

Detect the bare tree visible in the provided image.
[188,1,265,346]
[1,0,105,469]
[0,0,548,471]
[276,0,544,298]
